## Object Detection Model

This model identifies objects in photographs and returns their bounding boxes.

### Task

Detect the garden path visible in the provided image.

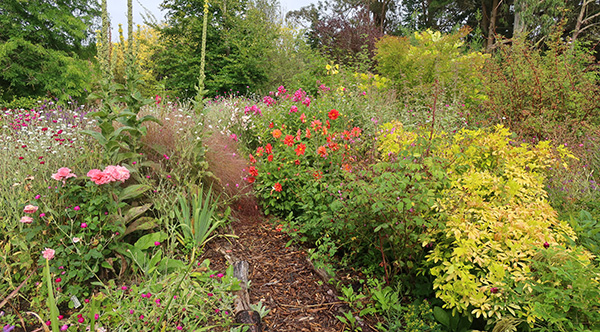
[204,215,373,332]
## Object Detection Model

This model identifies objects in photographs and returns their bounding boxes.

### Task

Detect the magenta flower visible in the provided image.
[77,317,84,323]
[73,206,80,211]
[80,223,87,228]
[60,324,69,331]
[217,273,224,278]
[543,242,550,248]
[154,241,161,246]
[176,326,183,330]
[35,194,41,199]
[94,314,99,320]
[163,154,169,160]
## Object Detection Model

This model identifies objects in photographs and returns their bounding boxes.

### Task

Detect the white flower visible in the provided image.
[73,237,81,243]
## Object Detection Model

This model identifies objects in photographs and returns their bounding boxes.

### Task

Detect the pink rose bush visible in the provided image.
[87,165,130,185]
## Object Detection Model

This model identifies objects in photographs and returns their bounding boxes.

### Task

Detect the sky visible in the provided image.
[106,0,315,40]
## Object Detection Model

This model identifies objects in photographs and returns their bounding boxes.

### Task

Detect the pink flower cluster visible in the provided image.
[51,167,76,181]
[42,248,55,260]
[87,165,130,185]
[277,85,287,96]
[244,105,262,116]
[263,96,275,106]
[292,88,307,102]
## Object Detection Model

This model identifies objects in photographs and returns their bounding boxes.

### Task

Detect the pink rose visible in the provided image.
[23,205,38,214]
[42,248,55,260]
[104,165,130,182]
[51,167,76,181]
[87,169,112,185]
[20,216,33,224]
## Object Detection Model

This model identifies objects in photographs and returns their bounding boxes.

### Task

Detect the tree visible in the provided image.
[0,0,100,101]
[0,0,100,55]
[154,0,281,98]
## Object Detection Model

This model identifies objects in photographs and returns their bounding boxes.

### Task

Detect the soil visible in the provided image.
[204,216,341,332]
[202,213,378,332]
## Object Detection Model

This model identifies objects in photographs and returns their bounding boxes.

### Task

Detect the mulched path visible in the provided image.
[203,215,354,332]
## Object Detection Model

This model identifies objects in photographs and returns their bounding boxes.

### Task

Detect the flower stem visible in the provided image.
[45,259,59,332]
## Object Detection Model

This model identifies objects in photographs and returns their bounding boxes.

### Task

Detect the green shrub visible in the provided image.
[502,246,600,331]
[479,35,600,142]
[0,38,94,102]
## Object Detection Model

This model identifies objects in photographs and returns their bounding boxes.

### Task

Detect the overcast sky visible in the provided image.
[106,0,314,40]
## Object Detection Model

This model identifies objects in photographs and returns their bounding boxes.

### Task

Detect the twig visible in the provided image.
[0,268,37,309]
[279,301,345,308]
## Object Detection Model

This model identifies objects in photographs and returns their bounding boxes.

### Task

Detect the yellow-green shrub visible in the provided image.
[426,125,583,323]
[376,121,417,159]
[374,28,489,106]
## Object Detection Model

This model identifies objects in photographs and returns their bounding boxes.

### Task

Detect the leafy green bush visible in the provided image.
[479,35,600,142]
[0,38,94,102]
[570,210,600,259]
[502,246,600,331]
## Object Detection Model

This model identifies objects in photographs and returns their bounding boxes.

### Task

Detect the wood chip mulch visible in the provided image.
[203,215,359,332]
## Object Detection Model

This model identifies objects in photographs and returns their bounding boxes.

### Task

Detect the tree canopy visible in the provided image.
[0,0,100,101]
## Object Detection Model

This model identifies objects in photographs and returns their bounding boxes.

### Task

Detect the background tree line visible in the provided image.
[0,0,598,104]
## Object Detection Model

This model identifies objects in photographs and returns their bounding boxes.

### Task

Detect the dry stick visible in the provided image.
[278,301,345,308]
[0,268,37,309]
[9,301,27,332]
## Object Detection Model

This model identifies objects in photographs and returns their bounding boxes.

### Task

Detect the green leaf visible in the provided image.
[119,184,151,201]
[134,232,167,250]
[80,130,107,145]
[433,307,450,328]
[123,217,157,236]
[122,203,152,224]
